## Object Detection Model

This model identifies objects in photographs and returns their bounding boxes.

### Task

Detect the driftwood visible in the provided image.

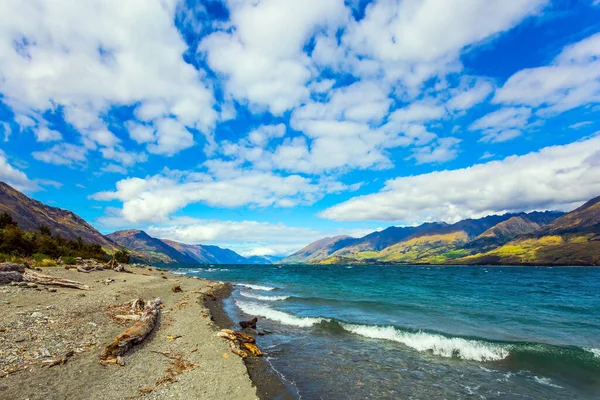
[22,269,90,290]
[217,328,262,358]
[233,331,256,343]
[0,264,89,290]
[100,298,162,364]
[113,314,141,322]
[229,341,248,359]
[241,342,262,356]
[77,265,103,273]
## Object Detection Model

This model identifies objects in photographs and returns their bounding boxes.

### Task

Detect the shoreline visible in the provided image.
[0,263,259,399]
[204,280,298,400]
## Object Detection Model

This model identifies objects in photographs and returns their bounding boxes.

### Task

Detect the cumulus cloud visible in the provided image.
[92,164,353,223]
[0,0,216,166]
[199,0,348,114]
[470,107,532,142]
[0,150,41,192]
[494,32,600,114]
[143,219,375,256]
[320,135,600,223]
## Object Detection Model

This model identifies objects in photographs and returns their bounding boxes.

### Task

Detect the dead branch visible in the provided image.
[22,268,90,290]
[100,298,162,364]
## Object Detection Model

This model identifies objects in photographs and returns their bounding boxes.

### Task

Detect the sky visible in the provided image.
[0,0,599,257]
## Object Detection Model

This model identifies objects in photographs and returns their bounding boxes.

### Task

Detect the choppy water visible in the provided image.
[169,265,600,399]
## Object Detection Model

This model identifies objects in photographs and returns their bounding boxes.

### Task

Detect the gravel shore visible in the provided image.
[0,265,258,400]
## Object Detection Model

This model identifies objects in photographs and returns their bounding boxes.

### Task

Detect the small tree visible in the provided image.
[0,212,16,229]
[114,249,131,264]
[39,225,52,237]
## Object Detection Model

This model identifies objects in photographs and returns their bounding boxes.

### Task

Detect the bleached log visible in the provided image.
[22,269,90,290]
[100,298,162,363]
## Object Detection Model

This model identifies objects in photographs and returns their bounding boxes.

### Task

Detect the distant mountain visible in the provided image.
[245,255,285,264]
[162,240,248,264]
[107,230,197,264]
[459,197,600,266]
[282,202,600,266]
[0,181,119,251]
[282,235,358,263]
[534,197,600,236]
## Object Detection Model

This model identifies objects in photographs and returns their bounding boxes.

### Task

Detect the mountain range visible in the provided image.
[283,199,600,266]
[0,181,272,265]
[1,181,598,266]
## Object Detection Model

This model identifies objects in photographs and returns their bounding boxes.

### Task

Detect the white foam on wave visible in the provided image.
[235,301,326,327]
[235,283,276,291]
[205,268,230,272]
[586,348,600,358]
[341,324,509,362]
[533,376,564,389]
[240,291,289,301]
[172,269,204,275]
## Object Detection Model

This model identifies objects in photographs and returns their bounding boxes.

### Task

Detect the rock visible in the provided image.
[27,283,38,288]
[239,317,258,329]
[0,271,23,284]
[0,263,26,273]
[18,282,29,287]
[30,312,43,318]
[171,285,182,293]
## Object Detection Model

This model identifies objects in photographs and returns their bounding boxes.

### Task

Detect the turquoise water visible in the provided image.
[170,265,600,399]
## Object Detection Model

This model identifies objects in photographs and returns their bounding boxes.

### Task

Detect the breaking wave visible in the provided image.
[235,283,276,291]
[340,323,509,361]
[240,291,290,301]
[235,301,327,327]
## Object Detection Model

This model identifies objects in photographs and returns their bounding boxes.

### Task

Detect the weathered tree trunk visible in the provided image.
[100,298,162,364]
[22,269,90,290]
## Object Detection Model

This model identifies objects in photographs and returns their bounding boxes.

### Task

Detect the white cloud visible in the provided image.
[447,78,494,111]
[336,0,547,91]
[143,218,374,256]
[34,127,62,142]
[320,135,600,223]
[410,137,461,164]
[92,164,352,224]
[199,0,348,114]
[100,164,128,174]
[494,32,600,114]
[0,150,39,192]
[32,143,88,167]
[470,107,532,142]
[1,122,11,141]
[0,0,216,165]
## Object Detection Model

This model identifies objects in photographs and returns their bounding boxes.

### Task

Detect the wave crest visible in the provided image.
[341,323,509,362]
[240,291,289,301]
[235,283,276,291]
[235,301,326,327]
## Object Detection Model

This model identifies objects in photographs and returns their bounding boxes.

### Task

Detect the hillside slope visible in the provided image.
[457,197,600,265]
[0,181,118,251]
[107,230,197,264]
[162,240,251,264]
[282,235,358,263]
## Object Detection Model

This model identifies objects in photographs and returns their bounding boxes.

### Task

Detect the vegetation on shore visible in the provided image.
[0,211,108,266]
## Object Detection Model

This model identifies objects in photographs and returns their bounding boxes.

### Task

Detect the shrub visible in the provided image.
[40,259,57,267]
[33,253,52,262]
[62,256,76,265]
[114,249,131,264]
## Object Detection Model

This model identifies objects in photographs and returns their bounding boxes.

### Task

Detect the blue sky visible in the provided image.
[1,0,599,256]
